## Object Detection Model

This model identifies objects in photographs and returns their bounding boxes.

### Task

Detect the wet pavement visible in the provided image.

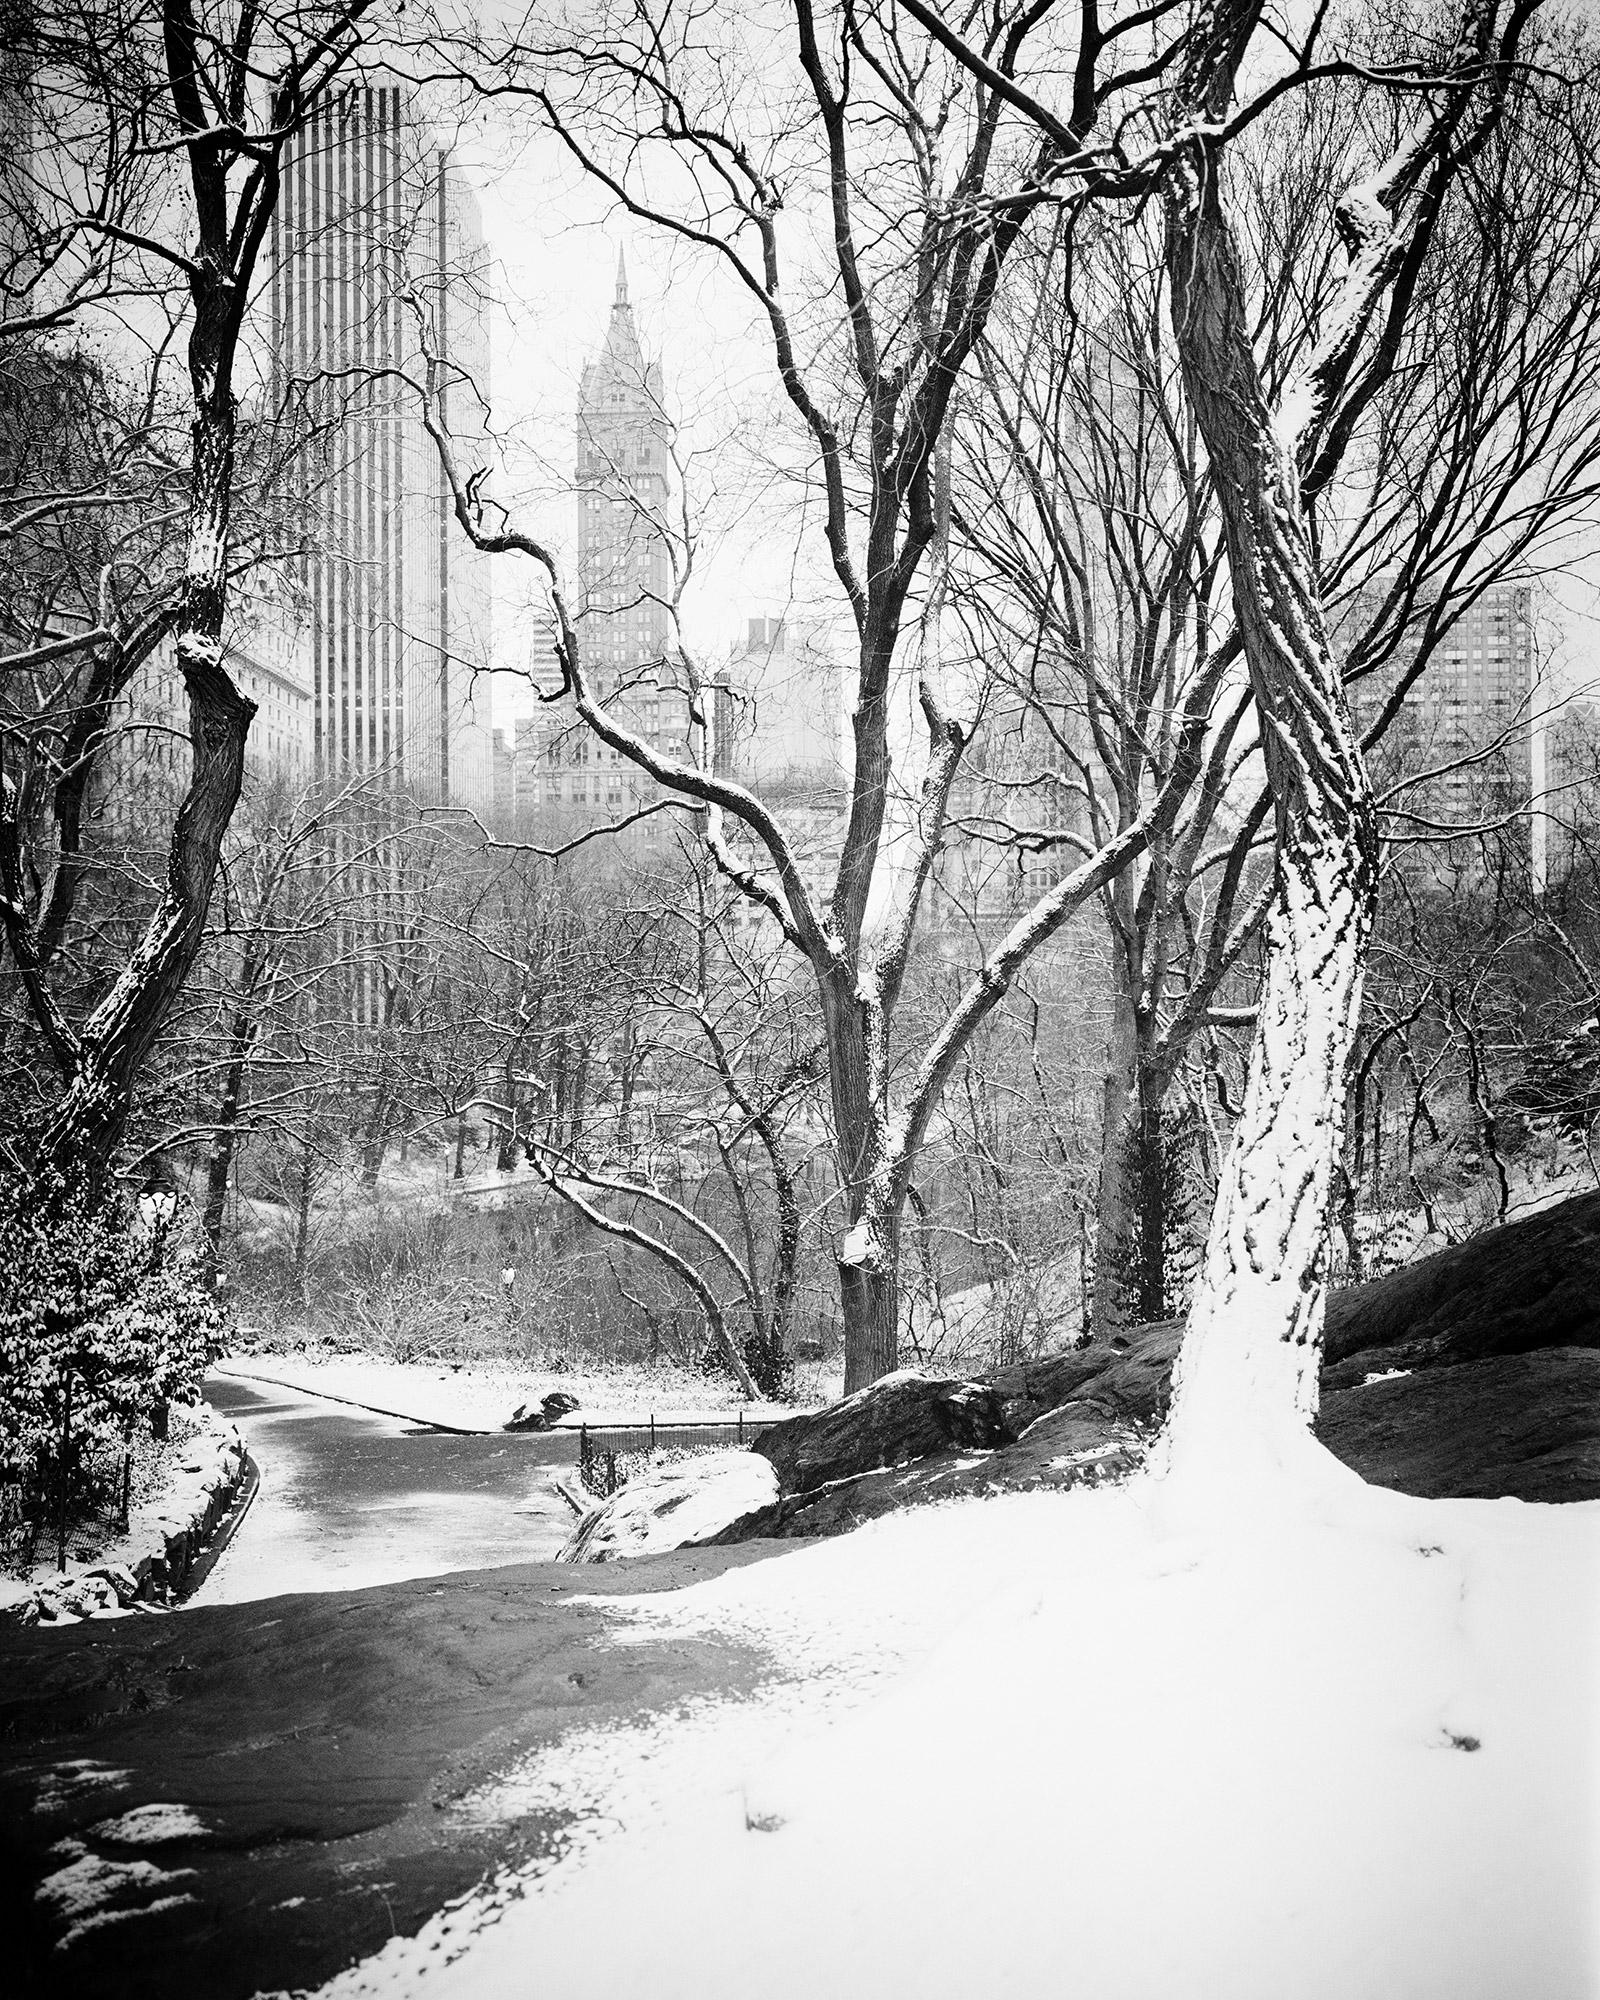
[196,1377,580,1605]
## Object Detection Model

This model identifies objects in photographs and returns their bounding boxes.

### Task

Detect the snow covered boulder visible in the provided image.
[754,1369,1013,1497]
[748,1401,1148,1541]
[558,1450,780,1562]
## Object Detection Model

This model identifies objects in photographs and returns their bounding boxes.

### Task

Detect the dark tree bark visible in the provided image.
[202,1006,254,1251]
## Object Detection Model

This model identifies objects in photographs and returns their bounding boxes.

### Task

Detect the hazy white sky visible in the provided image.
[446,45,1600,732]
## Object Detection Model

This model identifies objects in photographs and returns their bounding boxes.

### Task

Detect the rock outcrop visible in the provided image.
[504,1391,582,1434]
[1315,1349,1600,1502]
[711,1401,1147,1544]
[558,1449,780,1562]
[752,1369,1012,1494]
[1320,1191,1600,1390]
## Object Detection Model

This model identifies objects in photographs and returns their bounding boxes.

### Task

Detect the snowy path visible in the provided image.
[193,1377,577,1605]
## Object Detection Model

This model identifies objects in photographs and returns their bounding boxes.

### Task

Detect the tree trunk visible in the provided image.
[1094,980,1143,1336]
[549,1033,567,1147]
[496,1048,520,1172]
[1095,982,1169,1334]
[1162,847,1372,1475]
[839,1200,900,1395]
[294,1128,316,1305]
[569,1040,590,1150]
[616,1013,636,1162]
[821,964,902,1393]
[768,1152,801,1356]
[30,257,255,1190]
[1156,141,1379,1491]
[1135,1058,1168,1324]
[360,1072,391,1188]
[34,662,251,1185]
[202,1011,253,1251]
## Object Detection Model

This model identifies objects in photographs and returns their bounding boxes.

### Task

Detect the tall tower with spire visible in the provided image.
[575,250,674,694]
[524,251,691,834]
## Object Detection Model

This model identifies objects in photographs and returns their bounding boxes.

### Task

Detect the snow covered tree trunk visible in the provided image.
[1161,833,1372,1479]
[1156,144,1379,1488]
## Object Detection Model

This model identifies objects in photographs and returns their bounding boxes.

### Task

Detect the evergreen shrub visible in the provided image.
[0,1170,227,1554]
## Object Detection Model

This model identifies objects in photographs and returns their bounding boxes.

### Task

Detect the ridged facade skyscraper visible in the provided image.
[267,80,492,813]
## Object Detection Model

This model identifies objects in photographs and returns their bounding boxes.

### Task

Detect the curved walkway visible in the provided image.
[0,1545,788,1999]
[195,1376,578,1606]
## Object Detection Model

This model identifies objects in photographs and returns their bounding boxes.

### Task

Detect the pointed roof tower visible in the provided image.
[595,242,644,384]
[577,240,665,460]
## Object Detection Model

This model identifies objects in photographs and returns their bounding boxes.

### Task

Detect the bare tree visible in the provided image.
[178,766,392,1249]
[950,31,1600,1343]
[0,0,373,1193]
[404,0,1246,1389]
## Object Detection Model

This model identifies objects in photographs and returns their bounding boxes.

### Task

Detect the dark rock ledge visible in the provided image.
[565,1192,1600,1558]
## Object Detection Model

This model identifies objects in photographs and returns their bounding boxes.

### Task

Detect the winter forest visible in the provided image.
[1,1,1598,1996]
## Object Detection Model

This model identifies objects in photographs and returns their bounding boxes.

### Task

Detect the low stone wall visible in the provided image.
[0,1405,249,1625]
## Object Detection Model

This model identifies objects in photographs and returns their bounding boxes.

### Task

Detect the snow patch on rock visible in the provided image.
[88,1804,209,1846]
[35,1850,199,1947]
[31,1762,133,1816]
[559,1451,779,1562]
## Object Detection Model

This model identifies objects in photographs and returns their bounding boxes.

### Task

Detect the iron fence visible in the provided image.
[575,1414,774,1501]
[1,1439,134,1576]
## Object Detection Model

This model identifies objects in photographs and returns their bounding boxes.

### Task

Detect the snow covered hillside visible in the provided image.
[314,1460,1599,2000]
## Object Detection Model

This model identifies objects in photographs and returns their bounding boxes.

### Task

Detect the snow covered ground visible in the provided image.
[310,1460,1599,2000]
[214,1352,804,1434]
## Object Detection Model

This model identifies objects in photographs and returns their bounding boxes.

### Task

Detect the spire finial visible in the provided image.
[615,245,629,307]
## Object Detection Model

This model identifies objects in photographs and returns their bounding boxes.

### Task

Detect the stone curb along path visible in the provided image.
[1,1407,251,1626]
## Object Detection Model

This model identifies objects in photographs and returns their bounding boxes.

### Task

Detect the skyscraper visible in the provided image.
[267,80,493,813]
[576,253,673,687]
[1358,582,1537,884]
[519,252,694,840]
[713,616,849,799]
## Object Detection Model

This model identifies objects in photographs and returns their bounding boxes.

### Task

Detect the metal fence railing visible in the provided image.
[574,1414,775,1501]
[2,1440,135,1576]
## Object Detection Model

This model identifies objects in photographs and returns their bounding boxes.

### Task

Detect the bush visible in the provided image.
[0,1171,227,1550]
